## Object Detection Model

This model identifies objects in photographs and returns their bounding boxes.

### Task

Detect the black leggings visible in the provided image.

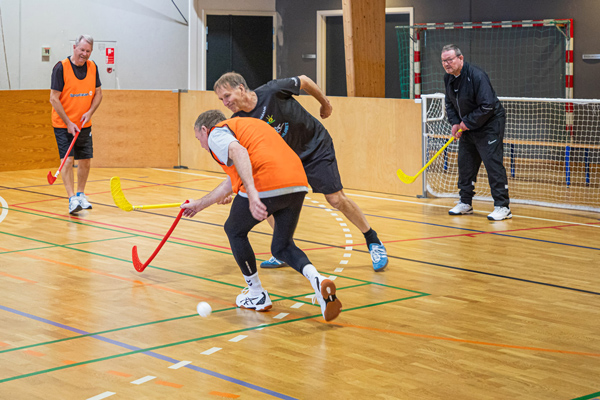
[223,191,311,277]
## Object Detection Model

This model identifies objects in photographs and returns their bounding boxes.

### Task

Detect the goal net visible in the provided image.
[422,94,600,212]
[396,19,573,99]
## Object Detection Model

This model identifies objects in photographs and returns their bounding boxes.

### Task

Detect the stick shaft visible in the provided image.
[56,130,81,174]
[133,203,183,210]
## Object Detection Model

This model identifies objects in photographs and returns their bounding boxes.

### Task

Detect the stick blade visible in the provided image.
[47,171,57,185]
[110,176,134,211]
[132,246,147,272]
[396,169,416,184]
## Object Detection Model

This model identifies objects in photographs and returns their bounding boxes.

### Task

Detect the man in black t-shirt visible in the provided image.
[214,72,388,272]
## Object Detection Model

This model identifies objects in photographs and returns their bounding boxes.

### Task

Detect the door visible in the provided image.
[206,15,273,90]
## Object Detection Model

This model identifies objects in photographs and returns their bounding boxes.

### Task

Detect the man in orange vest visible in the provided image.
[181,110,343,322]
[50,34,103,214]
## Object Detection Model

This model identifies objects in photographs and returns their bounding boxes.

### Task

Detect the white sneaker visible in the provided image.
[487,206,512,221]
[77,193,92,209]
[69,197,82,215]
[236,288,272,311]
[448,202,473,215]
[312,276,342,322]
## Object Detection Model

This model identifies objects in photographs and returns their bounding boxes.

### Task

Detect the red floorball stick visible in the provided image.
[47,128,81,185]
[132,200,189,272]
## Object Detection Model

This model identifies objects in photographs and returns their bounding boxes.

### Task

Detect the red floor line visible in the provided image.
[10,177,207,207]
[330,321,600,358]
[12,205,233,251]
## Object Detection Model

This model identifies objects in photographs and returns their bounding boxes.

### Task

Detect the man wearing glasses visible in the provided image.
[441,44,511,221]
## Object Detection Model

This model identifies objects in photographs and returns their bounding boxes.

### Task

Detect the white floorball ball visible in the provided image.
[197,301,212,317]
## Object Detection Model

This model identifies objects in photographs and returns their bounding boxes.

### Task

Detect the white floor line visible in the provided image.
[86,392,116,400]
[168,360,192,369]
[346,193,600,228]
[201,347,222,355]
[131,376,156,385]
[273,313,289,319]
[229,335,248,342]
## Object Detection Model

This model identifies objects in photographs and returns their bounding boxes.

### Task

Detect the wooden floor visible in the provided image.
[1,167,600,400]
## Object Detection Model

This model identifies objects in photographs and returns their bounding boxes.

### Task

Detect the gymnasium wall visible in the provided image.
[0,90,179,172]
[1,89,422,196]
[179,91,423,197]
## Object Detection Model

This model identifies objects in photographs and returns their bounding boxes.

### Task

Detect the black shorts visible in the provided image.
[302,143,343,195]
[54,127,93,160]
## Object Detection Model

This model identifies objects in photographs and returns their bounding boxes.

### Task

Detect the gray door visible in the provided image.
[206,15,273,90]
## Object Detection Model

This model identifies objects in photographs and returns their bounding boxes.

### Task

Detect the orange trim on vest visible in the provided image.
[211,118,308,194]
[51,58,97,128]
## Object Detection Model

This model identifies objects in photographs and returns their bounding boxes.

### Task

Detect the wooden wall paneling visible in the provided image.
[297,95,423,197]
[92,90,179,168]
[0,90,56,171]
[179,90,233,172]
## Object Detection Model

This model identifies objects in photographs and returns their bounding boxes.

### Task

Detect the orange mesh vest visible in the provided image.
[51,58,96,128]
[210,117,308,195]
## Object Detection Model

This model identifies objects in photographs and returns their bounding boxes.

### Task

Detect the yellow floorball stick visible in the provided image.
[110,176,183,211]
[396,134,457,184]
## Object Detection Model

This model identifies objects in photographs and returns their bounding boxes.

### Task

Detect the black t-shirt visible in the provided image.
[51,56,102,91]
[232,77,333,161]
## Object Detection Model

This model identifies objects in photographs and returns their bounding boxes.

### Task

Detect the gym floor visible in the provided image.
[1,167,599,399]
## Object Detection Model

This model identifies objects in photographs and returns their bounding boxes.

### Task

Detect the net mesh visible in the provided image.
[423,94,600,211]
[396,21,571,99]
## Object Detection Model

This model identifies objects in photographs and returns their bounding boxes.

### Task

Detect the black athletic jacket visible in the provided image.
[444,62,504,131]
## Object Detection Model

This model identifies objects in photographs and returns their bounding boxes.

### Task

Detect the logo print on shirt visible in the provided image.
[266,115,275,125]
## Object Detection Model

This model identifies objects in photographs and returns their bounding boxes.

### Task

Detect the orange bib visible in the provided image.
[211,117,308,194]
[51,58,96,128]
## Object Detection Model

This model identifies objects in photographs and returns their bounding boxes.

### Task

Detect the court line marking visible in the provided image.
[346,192,600,228]
[329,320,600,358]
[151,169,600,228]
[169,360,192,369]
[0,196,8,224]
[86,392,116,400]
[131,375,156,385]
[3,207,599,299]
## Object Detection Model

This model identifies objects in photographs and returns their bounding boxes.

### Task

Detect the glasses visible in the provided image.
[441,56,458,65]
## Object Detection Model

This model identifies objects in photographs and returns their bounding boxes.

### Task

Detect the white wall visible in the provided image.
[0,0,278,91]
[0,0,190,90]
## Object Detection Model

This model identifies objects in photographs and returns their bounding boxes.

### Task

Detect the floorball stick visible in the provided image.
[47,128,81,185]
[396,134,457,184]
[110,176,183,211]
[132,200,189,272]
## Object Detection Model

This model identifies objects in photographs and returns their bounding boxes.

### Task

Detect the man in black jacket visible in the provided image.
[442,44,511,221]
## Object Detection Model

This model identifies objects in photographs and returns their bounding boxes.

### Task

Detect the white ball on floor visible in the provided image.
[197,301,212,317]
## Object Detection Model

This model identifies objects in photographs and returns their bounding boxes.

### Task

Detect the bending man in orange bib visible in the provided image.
[182,110,342,321]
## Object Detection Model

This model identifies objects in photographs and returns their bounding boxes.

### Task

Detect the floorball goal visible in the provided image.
[421,94,600,212]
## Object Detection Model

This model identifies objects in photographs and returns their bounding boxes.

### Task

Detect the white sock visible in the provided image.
[302,264,323,293]
[243,272,264,295]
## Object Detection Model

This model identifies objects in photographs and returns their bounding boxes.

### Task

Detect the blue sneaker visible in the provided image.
[369,242,388,272]
[260,256,289,269]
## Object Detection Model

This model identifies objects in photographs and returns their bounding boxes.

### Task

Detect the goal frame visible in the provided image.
[403,19,574,100]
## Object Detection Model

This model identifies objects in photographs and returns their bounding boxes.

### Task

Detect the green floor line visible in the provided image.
[572,391,600,400]
[0,290,429,356]
[0,291,427,384]
[1,207,238,258]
